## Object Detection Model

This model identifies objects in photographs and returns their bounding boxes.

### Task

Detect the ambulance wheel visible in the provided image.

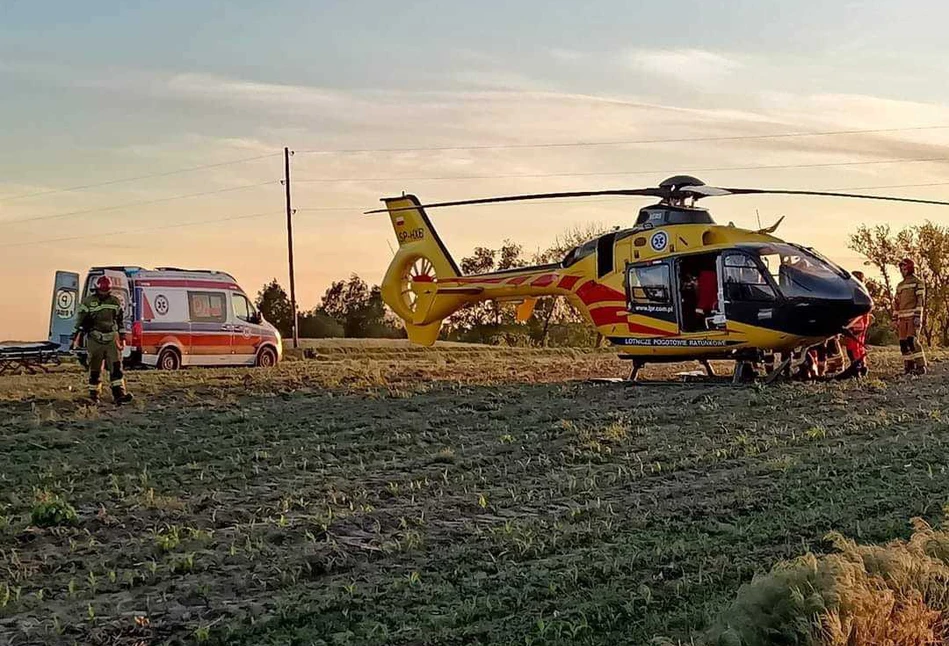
[157,348,181,371]
[256,346,278,368]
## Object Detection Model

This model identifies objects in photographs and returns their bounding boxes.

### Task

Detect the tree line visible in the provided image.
[849,221,949,346]
[255,221,949,347]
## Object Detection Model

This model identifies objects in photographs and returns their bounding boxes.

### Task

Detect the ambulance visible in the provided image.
[49,266,282,369]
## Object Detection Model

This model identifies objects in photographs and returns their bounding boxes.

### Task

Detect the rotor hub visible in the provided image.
[658,175,706,192]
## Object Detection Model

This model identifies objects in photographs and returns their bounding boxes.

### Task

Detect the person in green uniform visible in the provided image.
[71,275,134,404]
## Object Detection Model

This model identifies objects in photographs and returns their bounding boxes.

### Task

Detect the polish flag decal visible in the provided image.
[395,216,405,226]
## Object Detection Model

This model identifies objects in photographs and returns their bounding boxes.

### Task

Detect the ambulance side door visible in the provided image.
[139,286,191,362]
[186,290,231,365]
[229,292,261,365]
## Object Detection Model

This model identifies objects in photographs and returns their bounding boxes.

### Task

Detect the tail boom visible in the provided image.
[377,194,585,345]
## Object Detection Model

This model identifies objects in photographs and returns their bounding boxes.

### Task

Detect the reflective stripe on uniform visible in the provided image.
[110,378,126,387]
[86,303,120,313]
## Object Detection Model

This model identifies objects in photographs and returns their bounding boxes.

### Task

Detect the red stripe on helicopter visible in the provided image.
[507,276,530,286]
[531,273,557,288]
[588,305,675,336]
[558,275,580,290]
[453,276,510,284]
[575,280,625,306]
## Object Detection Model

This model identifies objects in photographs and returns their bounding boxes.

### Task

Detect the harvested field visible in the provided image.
[0,343,947,645]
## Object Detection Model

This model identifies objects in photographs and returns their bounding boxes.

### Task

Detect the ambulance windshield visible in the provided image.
[753,243,851,299]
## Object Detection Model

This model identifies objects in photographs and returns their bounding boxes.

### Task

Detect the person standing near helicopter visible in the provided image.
[837,270,872,379]
[894,258,927,375]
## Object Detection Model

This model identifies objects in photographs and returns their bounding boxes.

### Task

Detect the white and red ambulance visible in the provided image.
[49,266,282,369]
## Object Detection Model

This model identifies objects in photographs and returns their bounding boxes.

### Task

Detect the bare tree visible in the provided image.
[849,221,949,345]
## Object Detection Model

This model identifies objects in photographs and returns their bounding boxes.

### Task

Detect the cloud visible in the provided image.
[163,73,356,109]
[623,48,743,87]
[547,48,588,63]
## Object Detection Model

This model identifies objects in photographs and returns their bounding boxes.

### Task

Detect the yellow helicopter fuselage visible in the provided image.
[379,195,870,361]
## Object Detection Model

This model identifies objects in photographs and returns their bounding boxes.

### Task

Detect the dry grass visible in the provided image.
[706,518,949,646]
[1,341,948,645]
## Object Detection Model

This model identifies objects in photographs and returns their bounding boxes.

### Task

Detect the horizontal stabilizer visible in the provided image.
[436,286,484,295]
[516,298,537,322]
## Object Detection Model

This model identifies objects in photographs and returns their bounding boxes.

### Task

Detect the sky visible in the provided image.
[3,0,949,339]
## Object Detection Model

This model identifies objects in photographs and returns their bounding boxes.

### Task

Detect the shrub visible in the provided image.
[706,518,949,646]
[30,493,79,528]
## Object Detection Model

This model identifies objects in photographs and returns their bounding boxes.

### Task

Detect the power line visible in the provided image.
[292,156,949,184]
[0,211,278,249]
[828,181,949,192]
[1,206,363,249]
[0,152,281,203]
[295,125,949,155]
[0,180,279,227]
[7,180,949,249]
[9,156,944,228]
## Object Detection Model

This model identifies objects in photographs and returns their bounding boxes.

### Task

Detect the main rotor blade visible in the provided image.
[714,187,949,207]
[364,188,665,214]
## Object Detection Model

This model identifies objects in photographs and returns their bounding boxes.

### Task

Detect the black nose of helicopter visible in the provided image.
[853,282,872,310]
[775,277,873,338]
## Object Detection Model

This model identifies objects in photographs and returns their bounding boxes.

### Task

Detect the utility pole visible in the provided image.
[284,146,299,349]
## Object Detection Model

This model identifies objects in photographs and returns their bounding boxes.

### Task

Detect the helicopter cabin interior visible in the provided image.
[626,253,718,333]
[624,249,783,334]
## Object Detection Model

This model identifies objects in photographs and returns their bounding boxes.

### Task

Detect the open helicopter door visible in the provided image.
[711,255,729,330]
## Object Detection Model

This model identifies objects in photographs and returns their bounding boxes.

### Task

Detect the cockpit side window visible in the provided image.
[722,253,776,301]
[750,243,851,299]
[561,239,598,267]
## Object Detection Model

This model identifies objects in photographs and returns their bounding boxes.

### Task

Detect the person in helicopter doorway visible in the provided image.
[837,270,873,379]
[679,270,701,331]
[71,275,134,404]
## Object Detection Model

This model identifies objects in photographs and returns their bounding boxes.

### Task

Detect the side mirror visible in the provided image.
[249,312,262,325]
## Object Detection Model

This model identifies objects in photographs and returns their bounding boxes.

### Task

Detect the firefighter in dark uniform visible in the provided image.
[894,257,927,375]
[71,276,134,403]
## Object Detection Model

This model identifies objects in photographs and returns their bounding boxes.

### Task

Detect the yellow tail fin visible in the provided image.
[379,195,462,345]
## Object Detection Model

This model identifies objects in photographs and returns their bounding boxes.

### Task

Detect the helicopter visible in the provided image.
[367,175,949,382]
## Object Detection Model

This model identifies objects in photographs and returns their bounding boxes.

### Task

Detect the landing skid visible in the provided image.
[585,355,795,386]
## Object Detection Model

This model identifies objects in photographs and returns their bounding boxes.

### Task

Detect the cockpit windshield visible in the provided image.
[751,243,852,299]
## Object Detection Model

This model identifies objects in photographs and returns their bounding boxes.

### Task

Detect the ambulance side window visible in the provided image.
[188,291,227,323]
[232,294,254,323]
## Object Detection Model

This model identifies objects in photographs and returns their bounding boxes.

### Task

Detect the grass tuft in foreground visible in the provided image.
[29,492,79,528]
[706,516,949,646]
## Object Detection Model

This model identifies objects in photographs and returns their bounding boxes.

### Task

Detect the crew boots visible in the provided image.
[835,359,867,380]
[111,385,134,405]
